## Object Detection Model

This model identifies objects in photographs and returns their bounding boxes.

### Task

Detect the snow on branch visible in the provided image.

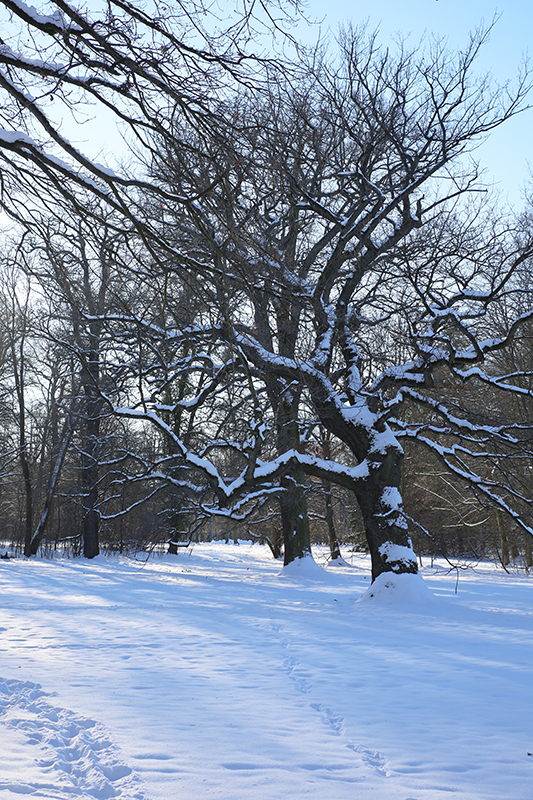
[2,0,79,33]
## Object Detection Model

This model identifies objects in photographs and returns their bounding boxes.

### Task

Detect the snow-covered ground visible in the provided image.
[1,543,532,800]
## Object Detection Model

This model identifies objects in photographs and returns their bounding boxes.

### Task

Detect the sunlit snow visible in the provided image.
[1,543,532,799]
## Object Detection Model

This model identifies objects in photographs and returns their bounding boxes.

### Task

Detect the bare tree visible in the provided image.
[20,214,119,556]
[0,254,76,554]
[0,264,35,553]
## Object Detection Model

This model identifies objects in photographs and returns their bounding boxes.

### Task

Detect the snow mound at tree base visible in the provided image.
[356,571,438,606]
[327,556,352,568]
[279,554,328,580]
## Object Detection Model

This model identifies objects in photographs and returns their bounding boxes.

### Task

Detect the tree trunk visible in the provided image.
[257,294,311,565]
[525,535,533,570]
[21,448,33,557]
[265,527,284,559]
[355,449,418,582]
[167,501,183,554]
[29,416,73,555]
[497,511,510,567]
[280,465,312,565]
[12,339,33,558]
[276,395,312,565]
[81,342,101,559]
[82,486,100,558]
[323,479,342,561]
[82,421,100,558]
[309,373,418,582]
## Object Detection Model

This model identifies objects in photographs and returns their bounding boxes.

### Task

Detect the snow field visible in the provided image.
[0,678,145,798]
[1,543,532,799]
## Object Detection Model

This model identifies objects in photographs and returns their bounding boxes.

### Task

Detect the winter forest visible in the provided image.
[2,2,533,799]
[1,0,533,577]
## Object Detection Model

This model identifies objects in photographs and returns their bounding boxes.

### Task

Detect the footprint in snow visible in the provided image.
[0,677,147,799]
[309,702,344,735]
[282,654,311,694]
[307,701,389,776]
[347,742,389,776]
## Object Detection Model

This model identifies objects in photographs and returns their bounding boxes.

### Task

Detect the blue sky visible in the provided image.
[303,0,533,208]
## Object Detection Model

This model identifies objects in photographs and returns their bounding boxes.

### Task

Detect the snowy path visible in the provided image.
[0,678,146,798]
[1,544,532,799]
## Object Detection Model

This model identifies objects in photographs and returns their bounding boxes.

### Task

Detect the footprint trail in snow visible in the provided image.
[273,624,391,779]
[0,678,147,799]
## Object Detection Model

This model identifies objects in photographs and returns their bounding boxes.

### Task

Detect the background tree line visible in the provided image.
[1,1,533,578]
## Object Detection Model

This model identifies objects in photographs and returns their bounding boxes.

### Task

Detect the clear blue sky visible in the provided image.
[303,0,533,208]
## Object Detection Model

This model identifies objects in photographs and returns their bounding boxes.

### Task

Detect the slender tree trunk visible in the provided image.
[497,511,510,567]
[525,535,533,570]
[81,339,101,559]
[29,416,73,555]
[11,338,33,557]
[82,475,100,557]
[21,448,33,557]
[323,479,342,561]
[167,502,184,553]
[82,405,100,558]
[265,527,284,559]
